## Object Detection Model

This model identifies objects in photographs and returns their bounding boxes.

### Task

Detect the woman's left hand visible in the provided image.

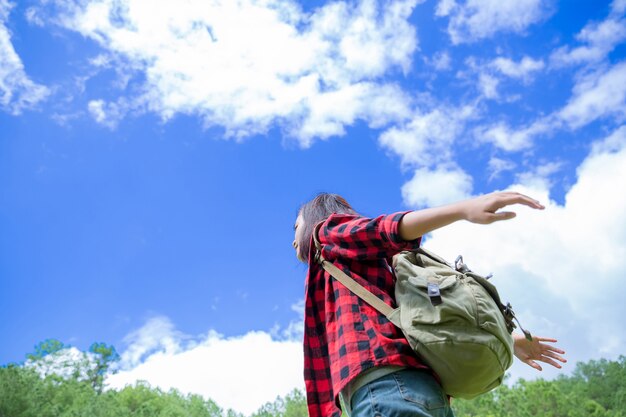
[513,334,567,371]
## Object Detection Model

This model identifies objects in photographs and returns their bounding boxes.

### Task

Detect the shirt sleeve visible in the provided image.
[318,212,421,261]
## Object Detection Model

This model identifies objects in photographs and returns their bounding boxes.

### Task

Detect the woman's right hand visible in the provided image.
[399,191,544,240]
[460,192,544,225]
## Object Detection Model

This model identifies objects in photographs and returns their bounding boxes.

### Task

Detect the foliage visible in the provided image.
[23,339,120,394]
[26,339,67,361]
[0,365,226,417]
[452,355,626,417]
[1,341,625,417]
[86,342,120,394]
[250,389,307,417]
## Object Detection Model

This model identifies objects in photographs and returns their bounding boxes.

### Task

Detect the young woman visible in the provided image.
[293,192,566,417]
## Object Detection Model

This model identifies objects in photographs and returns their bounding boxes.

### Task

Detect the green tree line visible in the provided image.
[1,340,624,417]
[452,355,626,417]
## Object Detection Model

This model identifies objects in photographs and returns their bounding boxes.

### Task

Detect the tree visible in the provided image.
[250,389,307,417]
[86,343,120,394]
[5,340,625,417]
[27,339,67,361]
[558,356,626,417]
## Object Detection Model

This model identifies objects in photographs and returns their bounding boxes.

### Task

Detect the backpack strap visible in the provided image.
[313,221,395,319]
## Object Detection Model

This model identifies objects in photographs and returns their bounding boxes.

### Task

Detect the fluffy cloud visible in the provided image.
[514,161,564,191]
[487,157,516,180]
[401,166,473,208]
[424,126,626,379]
[87,99,134,129]
[460,55,544,101]
[32,0,421,144]
[428,51,452,71]
[378,104,477,206]
[379,103,477,167]
[0,0,49,114]
[435,0,553,44]
[490,56,544,80]
[107,316,304,416]
[477,72,499,99]
[559,61,626,129]
[474,117,553,152]
[475,59,626,150]
[615,0,626,15]
[550,0,626,67]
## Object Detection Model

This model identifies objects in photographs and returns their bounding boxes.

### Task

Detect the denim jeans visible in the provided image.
[349,369,455,417]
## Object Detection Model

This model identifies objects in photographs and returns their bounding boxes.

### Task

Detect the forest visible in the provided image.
[0,340,624,417]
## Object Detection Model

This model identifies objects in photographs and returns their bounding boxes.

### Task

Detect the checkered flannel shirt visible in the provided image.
[303,212,429,417]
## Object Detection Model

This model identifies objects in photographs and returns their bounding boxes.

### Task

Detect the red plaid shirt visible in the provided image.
[303,212,430,417]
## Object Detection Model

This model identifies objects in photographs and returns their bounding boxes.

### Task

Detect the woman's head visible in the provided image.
[293,193,357,262]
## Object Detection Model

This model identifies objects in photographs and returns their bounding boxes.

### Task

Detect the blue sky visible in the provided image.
[2,0,626,413]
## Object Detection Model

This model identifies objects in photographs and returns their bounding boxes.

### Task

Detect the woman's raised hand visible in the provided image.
[513,334,567,371]
[461,192,544,225]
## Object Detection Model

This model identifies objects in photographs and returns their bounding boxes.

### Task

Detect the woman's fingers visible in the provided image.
[497,192,545,210]
[538,355,563,369]
[489,211,517,222]
[525,359,542,371]
[465,191,544,224]
[536,337,566,356]
[535,336,558,343]
[480,193,544,224]
[543,350,567,363]
[525,354,563,371]
[521,336,567,370]
[542,345,566,355]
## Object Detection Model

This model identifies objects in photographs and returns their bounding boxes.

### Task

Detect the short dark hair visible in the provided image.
[296,193,357,262]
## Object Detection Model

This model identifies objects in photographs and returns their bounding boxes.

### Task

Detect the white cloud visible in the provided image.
[271,299,305,340]
[550,2,626,68]
[379,103,477,167]
[293,82,412,147]
[87,100,107,124]
[435,0,553,44]
[0,0,49,114]
[24,6,45,26]
[559,61,626,129]
[117,315,188,369]
[434,0,456,17]
[87,96,143,129]
[475,59,626,150]
[378,104,478,208]
[107,316,304,416]
[401,166,473,208]
[514,161,563,191]
[614,0,626,16]
[427,51,452,71]
[487,157,516,181]
[461,55,544,102]
[474,117,553,152]
[424,127,626,379]
[34,0,422,143]
[490,56,544,80]
[478,72,499,99]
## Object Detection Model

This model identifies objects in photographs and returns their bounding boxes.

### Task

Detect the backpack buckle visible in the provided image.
[455,255,470,273]
[427,282,443,306]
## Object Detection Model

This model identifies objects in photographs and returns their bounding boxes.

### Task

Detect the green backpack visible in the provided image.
[316,247,531,399]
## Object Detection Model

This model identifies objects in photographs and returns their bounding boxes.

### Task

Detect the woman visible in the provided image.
[293,192,566,417]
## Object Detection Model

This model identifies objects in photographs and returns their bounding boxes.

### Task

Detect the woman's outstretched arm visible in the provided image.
[398,191,545,241]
